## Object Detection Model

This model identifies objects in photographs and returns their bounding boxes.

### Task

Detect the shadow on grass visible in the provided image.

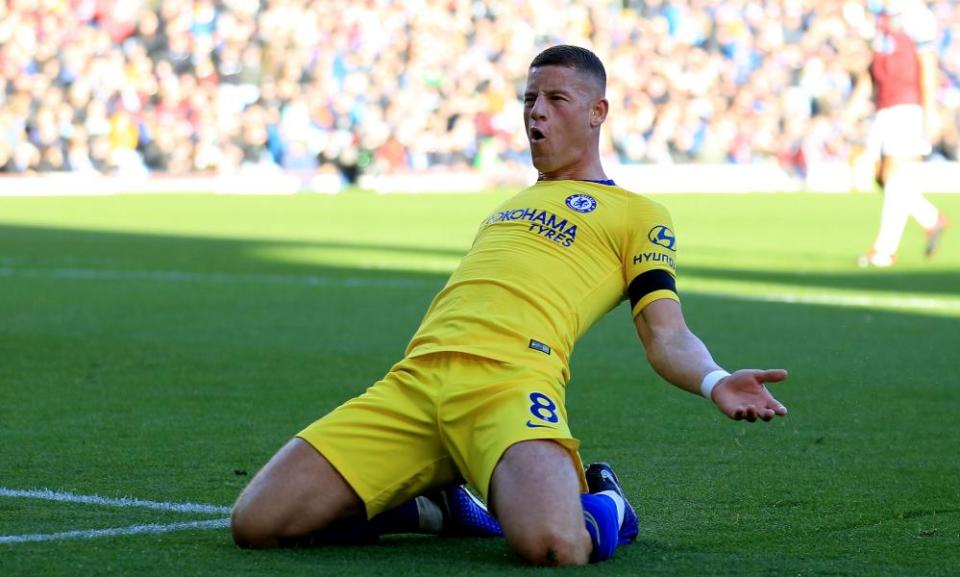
[3,222,958,296]
[3,222,959,577]
[0,222,469,273]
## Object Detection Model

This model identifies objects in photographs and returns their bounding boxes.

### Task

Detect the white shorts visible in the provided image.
[866,104,930,160]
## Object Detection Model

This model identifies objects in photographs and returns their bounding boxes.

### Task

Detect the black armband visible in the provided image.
[628,269,678,309]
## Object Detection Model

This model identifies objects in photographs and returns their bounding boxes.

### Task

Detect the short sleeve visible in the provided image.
[622,196,680,317]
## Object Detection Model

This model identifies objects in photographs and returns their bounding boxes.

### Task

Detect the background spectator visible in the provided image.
[0,0,957,183]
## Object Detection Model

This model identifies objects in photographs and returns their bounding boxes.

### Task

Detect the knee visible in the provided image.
[230,499,277,549]
[507,525,591,566]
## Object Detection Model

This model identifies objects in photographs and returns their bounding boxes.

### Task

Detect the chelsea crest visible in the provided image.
[565,194,597,213]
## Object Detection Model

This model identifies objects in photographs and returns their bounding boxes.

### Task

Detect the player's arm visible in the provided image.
[634,299,788,422]
[846,71,873,121]
[844,43,873,125]
[918,50,939,140]
[908,3,940,141]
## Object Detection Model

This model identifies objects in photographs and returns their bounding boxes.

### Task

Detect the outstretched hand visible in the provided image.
[711,369,788,422]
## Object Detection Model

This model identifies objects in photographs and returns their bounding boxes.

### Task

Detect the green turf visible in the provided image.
[1,191,958,576]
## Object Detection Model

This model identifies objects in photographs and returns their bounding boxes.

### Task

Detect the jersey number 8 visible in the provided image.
[528,392,559,424]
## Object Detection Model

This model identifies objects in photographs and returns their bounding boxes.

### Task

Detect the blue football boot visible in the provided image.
[429,485,503,537]
[585,462,639,545]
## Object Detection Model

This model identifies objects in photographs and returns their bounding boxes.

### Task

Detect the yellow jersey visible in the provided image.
[406,179,679,382]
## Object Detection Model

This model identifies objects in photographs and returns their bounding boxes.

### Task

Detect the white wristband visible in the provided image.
[700,369,731,400]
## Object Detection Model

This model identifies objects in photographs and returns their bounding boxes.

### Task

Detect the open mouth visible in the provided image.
[529,127,545,142]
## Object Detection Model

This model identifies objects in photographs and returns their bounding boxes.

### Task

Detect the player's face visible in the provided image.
[523,65,605,177]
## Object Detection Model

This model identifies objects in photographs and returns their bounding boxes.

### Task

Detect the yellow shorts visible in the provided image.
[297,352,586,518]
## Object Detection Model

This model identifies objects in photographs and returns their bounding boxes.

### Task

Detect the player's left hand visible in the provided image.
[711,369,788,422]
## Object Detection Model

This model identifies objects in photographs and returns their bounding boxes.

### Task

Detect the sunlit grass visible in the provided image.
[2,190,957,577]
[1,192,958,317]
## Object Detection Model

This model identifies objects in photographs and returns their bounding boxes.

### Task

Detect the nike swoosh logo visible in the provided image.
[526,420,557,429]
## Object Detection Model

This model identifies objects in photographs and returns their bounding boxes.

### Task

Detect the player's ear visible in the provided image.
[590,98,608,128]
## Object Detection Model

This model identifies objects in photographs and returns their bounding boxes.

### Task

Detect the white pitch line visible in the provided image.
[754,291,960,311]
[0,519,230,544]
[686,288,960,313]
[0,265,957,314]
[0,487,230,515]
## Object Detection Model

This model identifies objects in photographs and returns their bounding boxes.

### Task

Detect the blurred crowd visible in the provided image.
[1,0,959,182]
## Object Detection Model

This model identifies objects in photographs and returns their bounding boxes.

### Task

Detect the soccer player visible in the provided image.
[230,45,789,565]
[856,0,950,268]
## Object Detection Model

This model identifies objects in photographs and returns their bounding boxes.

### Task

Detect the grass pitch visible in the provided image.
[1,190,958,576]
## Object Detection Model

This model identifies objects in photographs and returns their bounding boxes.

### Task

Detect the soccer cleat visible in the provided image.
[427,485,503,537]
[857,249,895,268]
[585,462,639,545]
[925,214,950,258]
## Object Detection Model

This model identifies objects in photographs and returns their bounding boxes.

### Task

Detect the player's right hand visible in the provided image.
[711,369,788,422]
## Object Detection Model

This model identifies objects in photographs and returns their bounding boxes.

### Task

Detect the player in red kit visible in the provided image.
[855,0,949,267]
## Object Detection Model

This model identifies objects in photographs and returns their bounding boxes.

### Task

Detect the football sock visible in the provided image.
[283,515,378,547]
[280,490,501,547]
[874,177,910,257]
[911,198,940,230]
[415,496,445,533]
[289,497,442,547]
[580,493,620,563]
[369,497,436,535]
[597,490,625,527]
